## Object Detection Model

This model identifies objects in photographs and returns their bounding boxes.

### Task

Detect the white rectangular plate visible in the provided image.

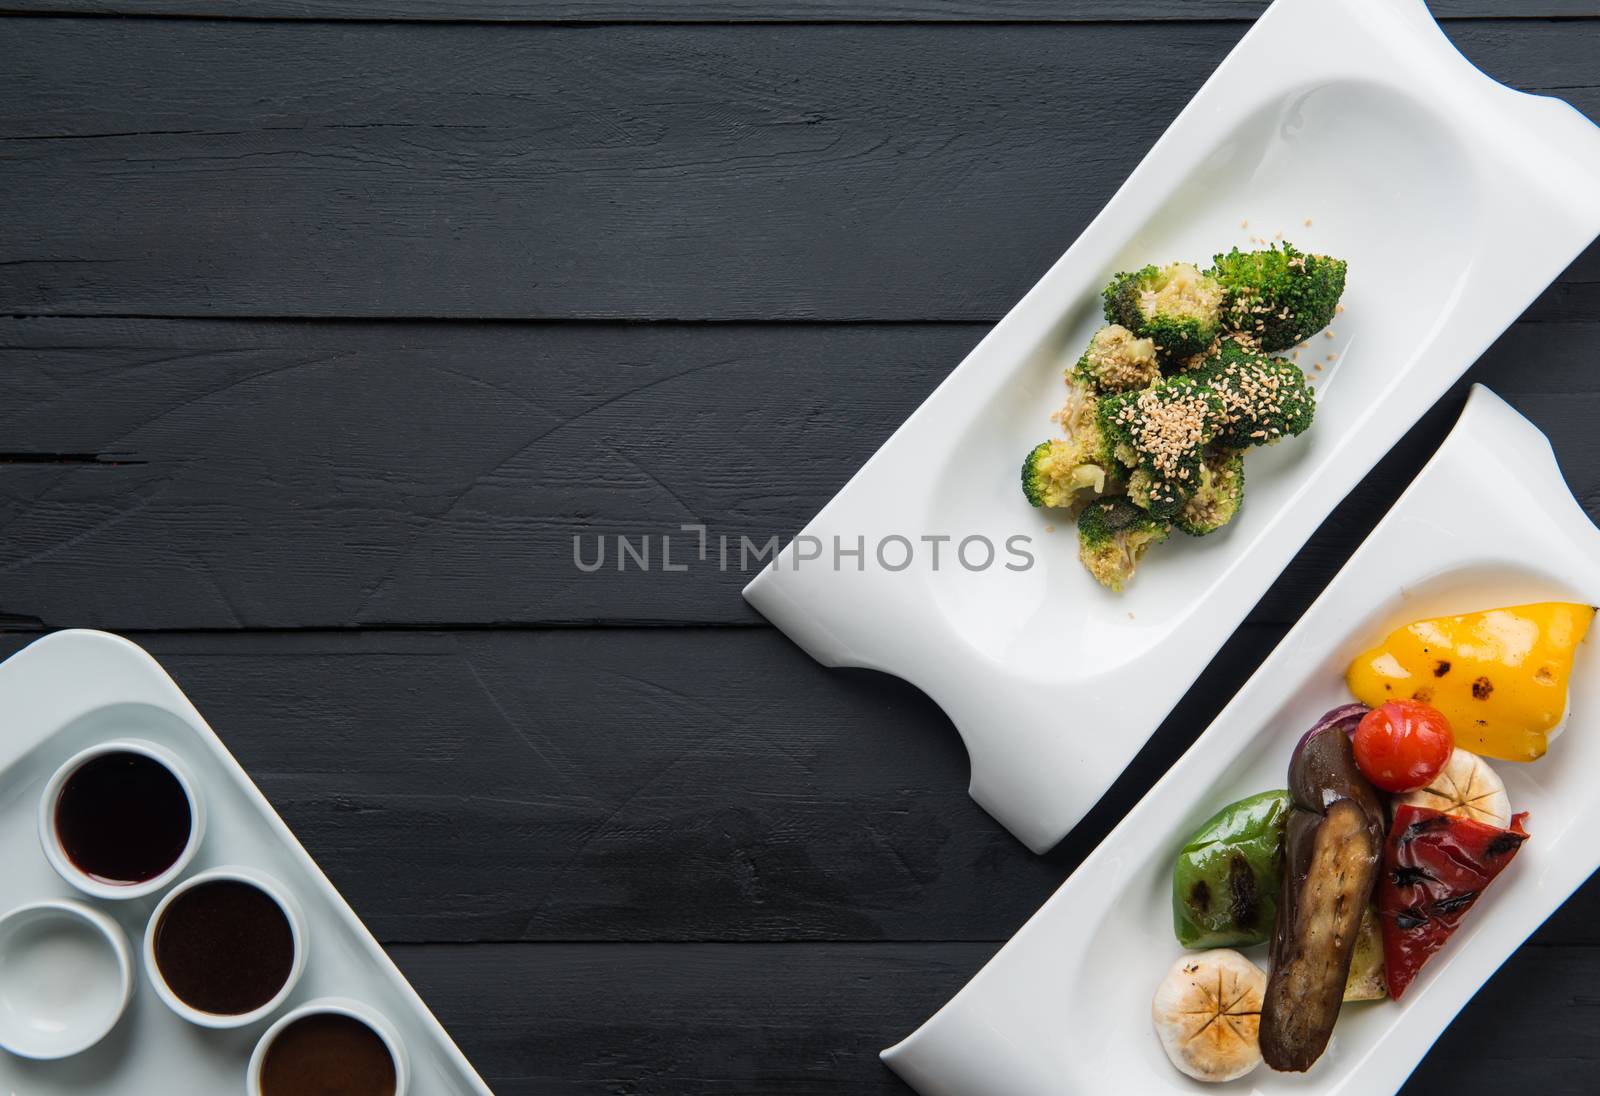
[0,631,494,1095]
[743,0,1600,853]
[881,386,1600,1095]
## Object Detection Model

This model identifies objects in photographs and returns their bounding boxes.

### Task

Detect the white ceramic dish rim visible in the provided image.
[248,996,412,1096]
[0,898,133,1060]
[37,737,206,901]
[742,0,1600,854]
[142,865,307,1030]
[881,387,1600,1094]
[0,630,495,1095]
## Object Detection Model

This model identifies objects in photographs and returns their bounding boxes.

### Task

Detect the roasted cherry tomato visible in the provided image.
[1352,700,1454,793]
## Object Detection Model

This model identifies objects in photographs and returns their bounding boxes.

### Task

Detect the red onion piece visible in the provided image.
[1294,702,1370,753]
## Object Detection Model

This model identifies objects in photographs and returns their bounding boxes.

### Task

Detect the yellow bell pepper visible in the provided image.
[1346,602,1594,762]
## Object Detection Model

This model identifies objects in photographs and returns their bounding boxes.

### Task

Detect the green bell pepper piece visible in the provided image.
[1172,789,1288,948]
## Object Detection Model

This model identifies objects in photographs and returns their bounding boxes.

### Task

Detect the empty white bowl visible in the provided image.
[0,899,133,1059]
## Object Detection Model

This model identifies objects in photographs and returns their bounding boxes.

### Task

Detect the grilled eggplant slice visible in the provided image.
[1260,714,1385,1072]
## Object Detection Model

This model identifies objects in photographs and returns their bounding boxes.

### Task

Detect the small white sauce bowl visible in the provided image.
[247,997,411,1096]
[0,899,133,1059]
[38,738,206,901]
[144,866,306,1030]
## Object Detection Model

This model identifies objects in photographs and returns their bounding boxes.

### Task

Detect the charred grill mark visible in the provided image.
[1394,908,1428,930]
[1227,853,1260,930]
[1485,832,1527,857]
[1433,660,1452,677]
[1472,676,1494,700]
[1399,815,1450,843]
[1190,879,1211,913]
[1433,892,1477,914]
[1392,865,1434,888]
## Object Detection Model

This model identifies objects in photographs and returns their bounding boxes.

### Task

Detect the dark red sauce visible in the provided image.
[154,879,295,1015]
[55,750,191,885]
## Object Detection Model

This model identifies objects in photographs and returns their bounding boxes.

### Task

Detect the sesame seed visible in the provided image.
[1304,218,1313,227]
[1119,387,1210,480]
[1313,363,1323,371]
[1325,330,1335,339]
[1241,219,1249,229]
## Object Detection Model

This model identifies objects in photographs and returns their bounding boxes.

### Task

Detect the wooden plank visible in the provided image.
[2,1,1592,22]
[389,940,1600,1094]
[0,626,1594,947]
[0,625,1069,944]
[1,19,1596,320]
[0,624,1281,943]
[393,942,992,1095]
[4,317,1599,630]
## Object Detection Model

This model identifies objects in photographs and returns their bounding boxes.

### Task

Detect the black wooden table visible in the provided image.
[3,2,1598,1092]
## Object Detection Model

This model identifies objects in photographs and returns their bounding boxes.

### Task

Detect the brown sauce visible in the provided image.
[154,879,294,1015]
[260,1013,398,1096]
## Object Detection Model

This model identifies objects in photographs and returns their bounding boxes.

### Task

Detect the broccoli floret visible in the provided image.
[1097,376,1220,520]
[1103,262,1225,360]
[1077,496,1172,592]
[1191,341,1316,448]
[1211,242,1347,351]
[1056,379,1101,448]
[1072,324,1161,393]
[1176,449,1245,536]
[1020,433,1116,510]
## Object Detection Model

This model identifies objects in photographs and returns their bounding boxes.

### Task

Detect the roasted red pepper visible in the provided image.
[1377,805,1529,1000]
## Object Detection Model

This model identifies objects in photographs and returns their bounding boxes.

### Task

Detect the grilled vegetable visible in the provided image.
[1152,949,1267,1083]
[1342,905,1387,1002]
[1378,806,1529,1000]
[1259,713,1385,1072]
[1172,790,1288,948]
[1395,748,1510,829]
[1352,699,1454,793]
[1346,602,1595,762]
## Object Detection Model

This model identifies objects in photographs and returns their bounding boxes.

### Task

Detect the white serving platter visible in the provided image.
[881,385,1600,1095]
[0,630,494,1095]
[742,0,1600,853]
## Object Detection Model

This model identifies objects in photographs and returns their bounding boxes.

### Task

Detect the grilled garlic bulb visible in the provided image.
[1152,949,1267,1082]
[1396,748,1510,829]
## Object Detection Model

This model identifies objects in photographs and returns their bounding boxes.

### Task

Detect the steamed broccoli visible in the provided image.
[1056,379,1101,448]
[1211,242,1346,351]
[1191,341,1316,448]
[1020,433,1116,510]
[1103,262,1225,360]
[1072,324,1161,393]
[1097,376,1221,520]
[1077,496,1172,592]
[1176,448,1245,536]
